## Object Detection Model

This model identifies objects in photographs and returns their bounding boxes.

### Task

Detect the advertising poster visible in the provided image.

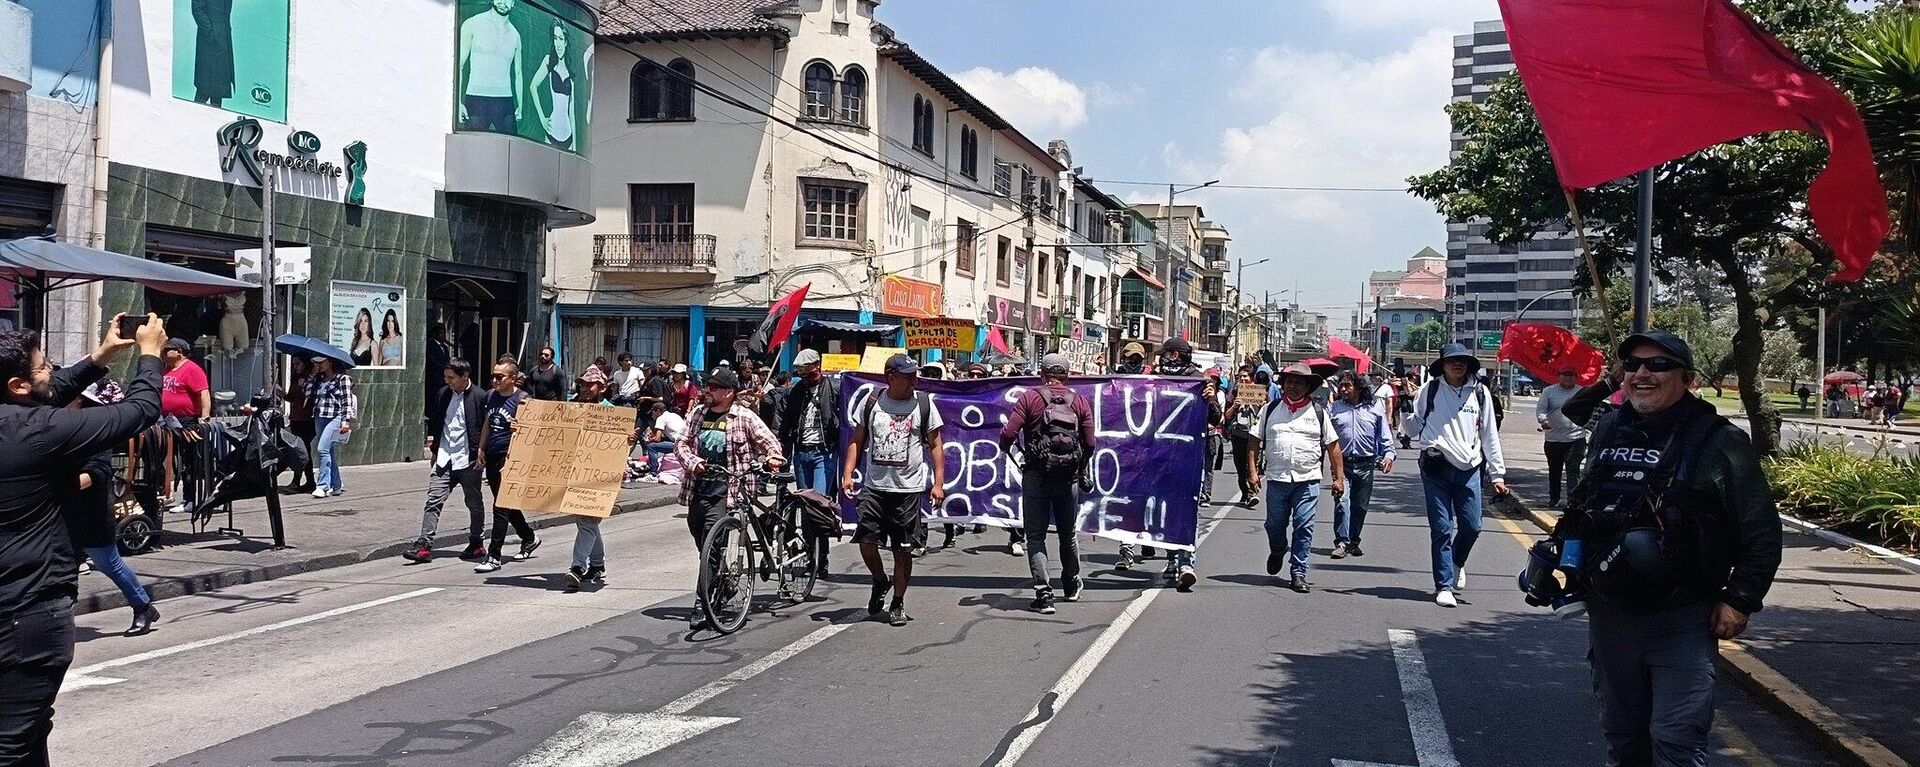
[172,0,290,122]
[329,280,408,369]
[454,0,595,155]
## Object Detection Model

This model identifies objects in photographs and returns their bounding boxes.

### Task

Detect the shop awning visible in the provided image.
[2,237,255,297]
[1123,266,1166,291]
[798,318,901,336]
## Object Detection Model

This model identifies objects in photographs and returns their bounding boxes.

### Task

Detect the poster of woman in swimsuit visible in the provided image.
[454,0,594,156]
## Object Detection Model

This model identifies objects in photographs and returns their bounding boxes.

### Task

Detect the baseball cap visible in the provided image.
[707,368,741,389]
[1122,342,1146,359]
[163,338,192,353]
[671,363,688,374]
[1040,353,1070,375]
[577,367,608,385]
[1618,329,1695,369]
[794,349,823,367]
[885,354,919,376]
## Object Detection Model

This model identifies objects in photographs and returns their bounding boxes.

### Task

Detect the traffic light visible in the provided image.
[1379,325,1391,350]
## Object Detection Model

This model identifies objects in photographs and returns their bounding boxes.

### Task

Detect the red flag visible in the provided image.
[1497,0,1887,281]
[1326,337,1371,374]
[986,326,1009,354]
[746,284,808,360]
[1498,323,1605,386]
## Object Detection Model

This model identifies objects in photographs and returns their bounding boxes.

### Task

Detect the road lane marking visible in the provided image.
[61,587,443,692]
[1386,630,1462,767]
[514,621,850,767]
[983,502,1233,767]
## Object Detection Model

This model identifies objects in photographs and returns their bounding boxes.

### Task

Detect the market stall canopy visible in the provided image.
[273,333,355,370]
[797,318,901,336]
[1824,370,1864,385]
[1,237,254,297]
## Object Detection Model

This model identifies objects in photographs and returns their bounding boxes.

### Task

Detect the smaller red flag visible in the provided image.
[986,326,1010,354]
[747,284,809,360]
[1498,323,1605,386]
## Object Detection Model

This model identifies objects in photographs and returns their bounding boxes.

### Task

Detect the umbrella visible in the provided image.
[979,352,1024,367]
[1824,371,1863,385]
[1325,337,1372,374]
[274,333,355,370]
[2,237,254,297]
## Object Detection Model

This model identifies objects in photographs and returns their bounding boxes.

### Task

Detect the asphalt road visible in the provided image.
[56,469,1832,767]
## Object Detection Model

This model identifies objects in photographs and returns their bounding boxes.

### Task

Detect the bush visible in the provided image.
[1765,441,1920,549]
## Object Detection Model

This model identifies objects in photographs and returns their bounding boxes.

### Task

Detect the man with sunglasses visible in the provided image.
[474,360,540,573]
[1564,330,1780,767]
[674,368,785,629]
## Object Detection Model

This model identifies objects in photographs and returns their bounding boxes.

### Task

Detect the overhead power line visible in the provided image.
[1091,180,1408,193]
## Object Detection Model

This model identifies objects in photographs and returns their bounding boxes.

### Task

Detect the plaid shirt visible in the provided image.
[305,374,357,421]
[674,403,784,509]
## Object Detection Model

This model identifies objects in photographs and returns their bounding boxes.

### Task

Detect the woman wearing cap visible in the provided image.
[561,367,615,591]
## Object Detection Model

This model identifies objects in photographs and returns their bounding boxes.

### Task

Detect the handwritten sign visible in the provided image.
[903,317,978,351]
[859,346,908,373]
[1057,338,1102,374]
[821,353,860,372]
[497,399,637,518]
[1234,382,1271,409]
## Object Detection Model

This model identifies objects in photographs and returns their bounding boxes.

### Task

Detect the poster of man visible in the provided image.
[329,281,409,370]
[455,0,594,154]
[171,0,291,122]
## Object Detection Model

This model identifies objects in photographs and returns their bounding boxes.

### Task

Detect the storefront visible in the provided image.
[987,296,1052,361]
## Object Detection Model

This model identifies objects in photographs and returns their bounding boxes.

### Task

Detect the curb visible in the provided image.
[1497,492,1912,767]
[76,492,682,617]
[1778,514,1920,577]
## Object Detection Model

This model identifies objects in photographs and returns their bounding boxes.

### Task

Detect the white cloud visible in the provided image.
[1316,0,1499,30]
[954,66,1089,134]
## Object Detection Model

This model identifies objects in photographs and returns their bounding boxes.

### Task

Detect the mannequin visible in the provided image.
[219,294,250,350]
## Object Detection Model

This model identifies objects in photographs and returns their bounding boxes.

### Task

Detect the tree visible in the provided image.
[1401,320,1447,353]
[1408,0,1873,456]
[1761,326,1814,386]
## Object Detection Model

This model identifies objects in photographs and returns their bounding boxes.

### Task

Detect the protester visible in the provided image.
[1796,384,1813,412]
[1200,376,1225,507]
[282,356,317,494]
[1113,342,1149,374]
[675,367,785,626]
[1329,373,1393,560]
[305,356,356,498]
[668,363,697,414]
[1405,343,1508,608]
[1536,367,1590,509]
[562,367,616,591]
[401,359,491,563]
[64,379,160,636]
[1,314,165,762]
[1121,337,1203,586]
[778,349,840,572]
[610,352,643,406]
[999,353,1097,614]
[1256,363,1343,593]
[1565,330,1780,766]
[159,338,211,513]
[1224,369,1263,510]
[524,346,569,401]
[840,355,945,626]
[473,360,540,573]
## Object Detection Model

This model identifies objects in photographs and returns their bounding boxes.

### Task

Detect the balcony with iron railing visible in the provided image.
[592,234,719,274]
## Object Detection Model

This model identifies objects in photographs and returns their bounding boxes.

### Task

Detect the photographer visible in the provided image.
[0,314,167,763]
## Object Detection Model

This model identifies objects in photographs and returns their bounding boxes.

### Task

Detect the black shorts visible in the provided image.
[851,488,928,549]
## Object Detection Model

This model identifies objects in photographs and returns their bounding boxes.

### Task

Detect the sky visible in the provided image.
[877,0,1505,335]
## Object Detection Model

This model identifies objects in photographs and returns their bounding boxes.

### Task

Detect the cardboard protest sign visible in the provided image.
[1234,382,1271,409]
[903,318,977,351]
[821,353,860,372]
[497,399,637,517]
[859,346,908,373]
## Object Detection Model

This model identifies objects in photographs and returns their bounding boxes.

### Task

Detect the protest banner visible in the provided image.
[903,317,978,351]
[859,346,908,373]
[497,399,637,517]
[1234,381,1271,409]
[835,374,1208,550]
[821,353,860,372]
[1057,338,1102,374]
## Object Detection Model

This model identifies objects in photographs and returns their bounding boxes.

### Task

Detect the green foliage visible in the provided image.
[1766,440,1920,548]
[1760,326,1813,383]
[1400,320,1446,353]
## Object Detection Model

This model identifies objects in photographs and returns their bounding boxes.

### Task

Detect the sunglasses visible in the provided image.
[1622,355,1685,373]
[491,373,509,380]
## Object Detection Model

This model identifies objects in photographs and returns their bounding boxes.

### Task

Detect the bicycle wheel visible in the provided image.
[697,515,755,634]
[777,525,819,605]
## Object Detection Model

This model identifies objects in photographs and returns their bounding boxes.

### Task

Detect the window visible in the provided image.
[911,95,935,154]
[1083,275,1096,319]
[1036,252,1049,296]
[1038,178,1054,217]
[840,66,866,125]
[799,179,865,244]
[996,236,1011,285]
[993,160,1013,196]
[1390,312,1402,324]
[959,127,979,179]
[630,59,694,121]
[956,219,977,275]
[804,61,836,120]
[629,184,695,242]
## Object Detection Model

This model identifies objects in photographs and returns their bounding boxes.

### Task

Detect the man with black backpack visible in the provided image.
[841,354,945,627]
[1558,330,1779,766]
[999,353,1097,614]
[1405,344,1508,608]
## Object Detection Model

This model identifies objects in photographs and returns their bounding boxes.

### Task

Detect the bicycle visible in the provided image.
[695,467,822,634]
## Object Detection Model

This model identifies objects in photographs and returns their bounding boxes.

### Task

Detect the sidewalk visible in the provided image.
[1501,398,1920,766]
[78,461,681,617]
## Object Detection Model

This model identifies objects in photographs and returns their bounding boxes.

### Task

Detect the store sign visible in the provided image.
[821,353,860,372]
[1030,305,1052,333]
[990,297,1028,329]
[217,117,366,201]
[1145,316,1166,343]
[233,246,312,286]
[903,317,977,351]
[288,130,322,153]
[880,275,943,319]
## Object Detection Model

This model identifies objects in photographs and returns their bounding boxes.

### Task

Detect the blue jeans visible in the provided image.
[1263,480,1320,579]
[314,416,344,491]
[643,440,675,474]
[791,445,833,494]
[1334,457,1378,546]
[83,545,150,612]
[1421,460,1483,592]
[571,518,604,569]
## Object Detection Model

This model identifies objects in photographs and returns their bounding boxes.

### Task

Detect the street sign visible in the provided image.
[1479,332,1500,351]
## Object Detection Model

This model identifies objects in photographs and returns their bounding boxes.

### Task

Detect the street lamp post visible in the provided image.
[1160,180,1217,348]
[1233,256,1272,368]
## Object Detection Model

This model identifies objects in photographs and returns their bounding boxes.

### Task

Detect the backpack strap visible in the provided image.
[916,392,932,444]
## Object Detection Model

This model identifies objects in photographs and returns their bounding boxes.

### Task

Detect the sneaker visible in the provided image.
[1176,567,1197,592]
[1265,553,1284,576]
[514,535,541,561]
[1454,570,1467,590]
[1030,591,1056,615]
[1435,589,1458,608]
[869,580,889,617]
[329,488,344,497]
[400,543,433,563]
[583,565,606,584]
[1062,576,1084,602]
[474,558,503,573]
[1348,544,1365,557]
[1161,562,1178,579]
[688,602,713,630]
[911,545,929,558]
[887,604,911,627]
[1011,542,1026,557]
[1289,577,1311,594]
[459,542,487,561]
[311,488,330,499]
[1242,495,1258,509]
[564,567,584,592]
[1330,542,1350,559]
[1115,551,1135,571]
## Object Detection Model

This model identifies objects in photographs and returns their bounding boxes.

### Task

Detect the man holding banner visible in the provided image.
[999,354,1097,614]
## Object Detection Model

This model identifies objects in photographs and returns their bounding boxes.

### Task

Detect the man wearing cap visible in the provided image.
[1000,353,1097,614]
[1113,342,1148,374]
[1116,336,1204,585]
[160,338,211,512]
[1256,362,1344,593]
[558,367,617,590]
[840,354,945,626]
[1566,330,1779,766]
[675,367,785,627]
[1406,343,1508,607]
[1536,367,1590,509]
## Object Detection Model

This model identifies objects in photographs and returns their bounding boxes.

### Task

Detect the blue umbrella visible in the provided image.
[274,333,354,370]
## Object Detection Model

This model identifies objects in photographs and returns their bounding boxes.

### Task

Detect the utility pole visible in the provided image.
[1019,179,1038,360]
[1815,305,1827,426]
[1633,168,1654,332]
[261,172,277,393]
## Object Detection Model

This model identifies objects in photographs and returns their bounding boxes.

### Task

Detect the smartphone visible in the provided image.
[117,314,147,340]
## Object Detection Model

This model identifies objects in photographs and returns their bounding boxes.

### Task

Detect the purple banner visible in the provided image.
[835,374,1207,550]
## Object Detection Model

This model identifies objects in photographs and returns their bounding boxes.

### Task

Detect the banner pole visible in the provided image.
[1634,168,1655,332]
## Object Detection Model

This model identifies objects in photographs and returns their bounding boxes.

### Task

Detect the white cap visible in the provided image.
[671,363,688,374]
[793,349,823,367]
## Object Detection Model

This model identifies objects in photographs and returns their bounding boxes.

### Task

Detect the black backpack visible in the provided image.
[861,390,933,445]
[1024,388,1087,474]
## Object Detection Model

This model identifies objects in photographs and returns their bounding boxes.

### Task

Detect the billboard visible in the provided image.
[330,281,408,370]
[171,0,290,122]
[454,0,595,155]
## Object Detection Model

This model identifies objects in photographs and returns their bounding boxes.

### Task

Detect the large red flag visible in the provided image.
[1497,0,1888,281]
[1499,323,1605,386]
[1326,337,1371,374]
[746,284,809,360]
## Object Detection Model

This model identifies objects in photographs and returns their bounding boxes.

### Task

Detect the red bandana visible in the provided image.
[1283,395,1311,412]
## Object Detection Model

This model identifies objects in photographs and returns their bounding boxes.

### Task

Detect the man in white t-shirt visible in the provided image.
[1257,362,1345,593]
[641,400,685,478]
[841,354,946,626]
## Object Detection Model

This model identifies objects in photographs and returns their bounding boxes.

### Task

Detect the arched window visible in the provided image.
[665,59,695,119]
[630,58,694,121]
[959,126,978,179]
[911,94,935,154]
[839,66,866,125]
[630,61,662,121]
[804,61,837,120]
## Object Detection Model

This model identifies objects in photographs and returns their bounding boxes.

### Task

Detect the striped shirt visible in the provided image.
[673,403,784,509]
